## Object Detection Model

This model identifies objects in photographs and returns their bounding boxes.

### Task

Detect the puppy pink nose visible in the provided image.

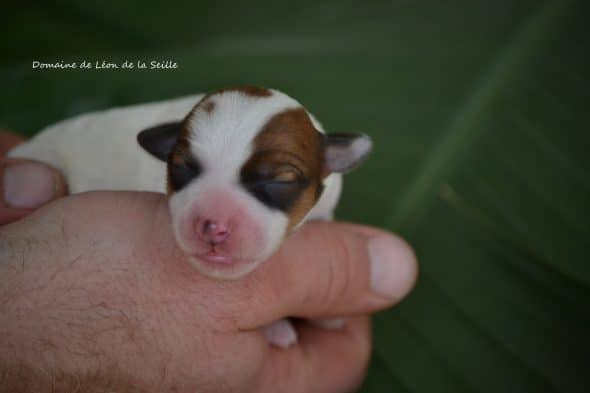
[196,219,230,245]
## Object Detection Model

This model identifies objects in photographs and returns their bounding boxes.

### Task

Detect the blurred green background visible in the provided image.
[1,0,589,391]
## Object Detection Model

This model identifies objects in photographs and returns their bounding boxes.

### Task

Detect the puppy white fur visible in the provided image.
[9,95,198,193]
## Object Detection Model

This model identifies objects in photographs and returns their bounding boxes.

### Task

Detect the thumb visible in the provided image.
[0,158,68,225]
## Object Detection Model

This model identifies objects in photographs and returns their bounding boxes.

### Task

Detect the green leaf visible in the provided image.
[1,1,588,392]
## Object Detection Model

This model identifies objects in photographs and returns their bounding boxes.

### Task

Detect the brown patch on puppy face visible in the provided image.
[240,108,325,232]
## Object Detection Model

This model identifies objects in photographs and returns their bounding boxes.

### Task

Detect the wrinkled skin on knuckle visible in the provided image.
[316,233,359,314]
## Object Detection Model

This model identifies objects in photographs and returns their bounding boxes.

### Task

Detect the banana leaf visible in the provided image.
[1,0,588,391]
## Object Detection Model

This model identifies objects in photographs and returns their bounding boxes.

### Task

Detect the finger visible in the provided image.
[231,221,418,329]
[259,316,371,393]
[0,158,68,225]
[0,130,25,157]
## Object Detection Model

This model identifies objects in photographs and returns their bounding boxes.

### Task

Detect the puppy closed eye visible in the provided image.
[273,171,298,182]
[250,179,305,211]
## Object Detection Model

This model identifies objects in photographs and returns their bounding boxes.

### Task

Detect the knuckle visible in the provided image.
[319,234,357,310]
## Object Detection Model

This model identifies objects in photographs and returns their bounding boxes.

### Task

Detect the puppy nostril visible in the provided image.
[213,227,229,241]
[198,219,230,244]
[203,219,217,234]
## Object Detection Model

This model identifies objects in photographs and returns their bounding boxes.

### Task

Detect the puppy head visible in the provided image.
[138,86,372,279]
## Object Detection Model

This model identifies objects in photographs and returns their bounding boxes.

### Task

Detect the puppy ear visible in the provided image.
[324,133,373,173]
[137,121,183,161]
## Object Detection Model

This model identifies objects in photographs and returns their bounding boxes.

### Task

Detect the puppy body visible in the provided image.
[9,95,201,193]
[9,93,341,220]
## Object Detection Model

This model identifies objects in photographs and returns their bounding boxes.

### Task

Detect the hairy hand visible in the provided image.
[0,132,418,393]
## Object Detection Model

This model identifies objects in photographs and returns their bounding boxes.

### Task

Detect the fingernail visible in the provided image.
[368,236,417,299]
[3,162,57,208]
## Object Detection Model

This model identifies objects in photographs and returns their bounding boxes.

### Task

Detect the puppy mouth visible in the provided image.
[190,250,251,266]
[185,247,269,280]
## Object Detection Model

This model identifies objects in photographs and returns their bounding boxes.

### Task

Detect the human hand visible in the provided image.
[0,133,418,393]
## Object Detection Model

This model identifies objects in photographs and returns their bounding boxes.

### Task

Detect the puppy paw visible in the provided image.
[263,319,298,348]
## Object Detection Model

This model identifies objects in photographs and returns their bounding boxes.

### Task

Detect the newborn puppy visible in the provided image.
[8,86,372,346]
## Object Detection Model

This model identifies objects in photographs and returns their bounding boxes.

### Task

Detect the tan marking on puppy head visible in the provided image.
[230,85,273,97]
[199,85,272,105]
[166,137,191,194]
[243,107,325,231]
[202,101,215,113]
[183,85,273,136]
